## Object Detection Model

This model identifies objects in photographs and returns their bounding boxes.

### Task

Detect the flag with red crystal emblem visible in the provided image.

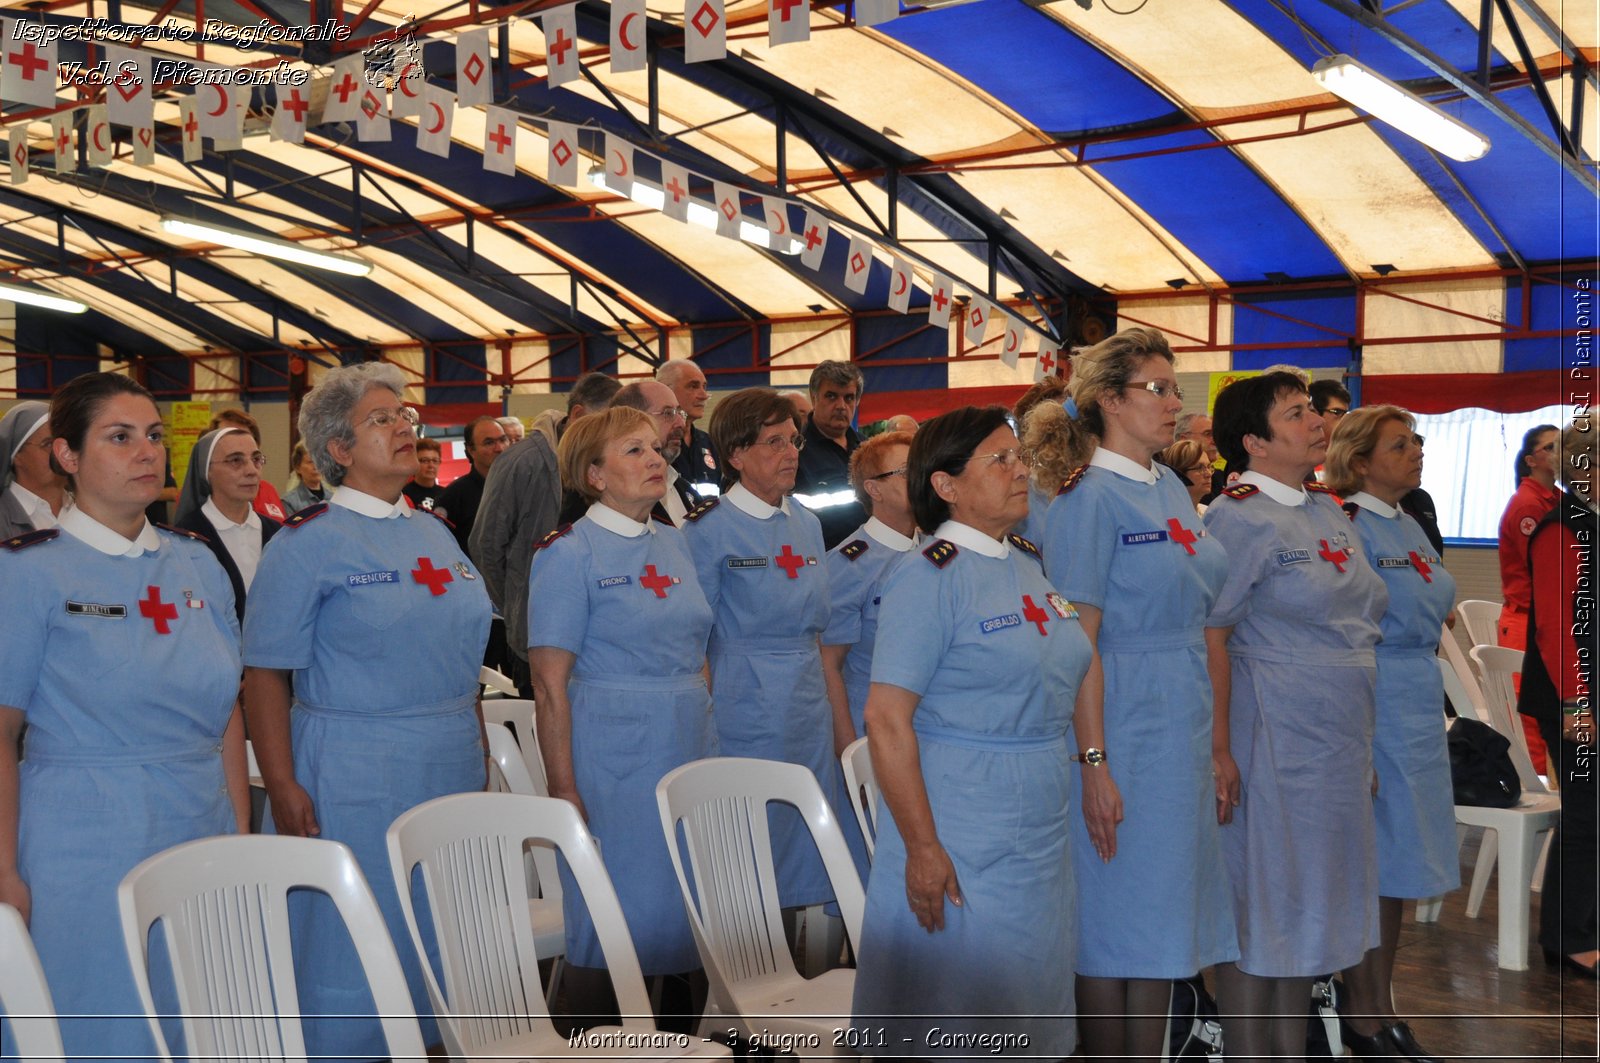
[456,28,492,107]
[547,119,578,186]
[354,81,390,141]
[544,5,580,89]
[712,180,741,238]
[769,0,809,47]
[483,105,518,175]
[684,0,726,64]
[2,18,56,109]
[105,46,152,129]
[964,295,993,345]
[8,125,27,185]
[843,232,872,294]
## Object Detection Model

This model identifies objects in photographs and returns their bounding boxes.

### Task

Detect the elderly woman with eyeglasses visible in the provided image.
[1024,328,1237,1063]
[851,406,1090,1059]
[685,387,868,916]
[1155,438,1213,515]
[174,428,282,622]
[1324,406,1456,1061]
[243,362,491,1059]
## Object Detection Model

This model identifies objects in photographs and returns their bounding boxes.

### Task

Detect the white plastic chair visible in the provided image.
[484,722,566,996]
[387,792,729,1063]
[656,757,864,1058]
[839,736,880,860]
[480,664,519,699]
[0,903,66,1063]
[1470,645,1546,793]
[482,698,549,796]
[1456,599,1502,649]
[117,834,426,1062]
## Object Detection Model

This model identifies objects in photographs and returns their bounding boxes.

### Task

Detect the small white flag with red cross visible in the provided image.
[323,54,366,123]
[2,19,57,109]
[48,112,72,174]
[544,5,581,89]
[1035,340,1061,382]
[661,161,691,221]
[928,273,954,329]
[178,95,202,161]
[799,209,828,269]
[272,74,311,144]
[769,0,810,47]
[483,106,518,175]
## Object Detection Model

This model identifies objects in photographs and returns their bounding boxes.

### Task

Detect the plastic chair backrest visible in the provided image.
[0,903,65,1063]
[655,757,866,994]
[1439,626,1491,724]
[839,736,880,860]
[387,793,655,1058]
[481,699,549,795]
[480,665,519,698]
[1469,644,1547,794]
[1456,600,1502,649]
[117,834,425,1063]
[483,711,562,910]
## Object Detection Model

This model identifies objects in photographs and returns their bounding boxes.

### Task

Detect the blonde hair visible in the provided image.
[556,406,656,504]
[1155,439,1206,477]
[1324,405,1414,496]
[1023,326,1175,491]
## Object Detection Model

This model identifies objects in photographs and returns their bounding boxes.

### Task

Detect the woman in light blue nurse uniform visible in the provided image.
[0,372,247,1061]
[1030,327,1237,1063]
[852,406,1091,1061]
[685,388,868,914]
[244,362,491,1060]
[528,406,717,1012]
[1327,407,1457,1063]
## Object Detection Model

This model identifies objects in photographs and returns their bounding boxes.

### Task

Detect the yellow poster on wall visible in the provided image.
[1206,371,1260,413]
[169,401,212,489]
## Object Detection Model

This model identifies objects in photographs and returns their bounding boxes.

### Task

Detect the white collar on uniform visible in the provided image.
[1089,446,1162,485]
[864,515,916,551]
[332,485,411,519]
[727,481,791,518]
[59,506,161,557]
[933,519,1009,559]
[7,481,67,528]
[587,501,654,537]
[1239,469,1308,507]
[1342,491,1398,518]
[202,496,261,532]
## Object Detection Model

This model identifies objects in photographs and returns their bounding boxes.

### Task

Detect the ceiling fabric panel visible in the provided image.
[1362,280,1507,375]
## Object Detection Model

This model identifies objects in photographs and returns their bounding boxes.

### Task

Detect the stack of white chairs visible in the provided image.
[480,664,519,699]
[1455,599,1502,651]
[0,903,65,1063]
[839,736,881,861]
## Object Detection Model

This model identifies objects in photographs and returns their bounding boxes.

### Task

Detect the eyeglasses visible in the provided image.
[1324,407,1350,418]
[358,406,420,430]
[868,465,908,481]
[970,447,1032,469]
[650,406,689,421]
[1127,380,1185,401]
[212,451,267,471]
[751,433,806,452]
[1535,441,1558,454]
[1185,464,1210,477]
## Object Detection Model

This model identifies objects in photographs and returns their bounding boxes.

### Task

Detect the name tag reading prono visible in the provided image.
[979,613,1022,635]
[348,570,401,586]
[1275,549,1312,566]
[1121,530,1169,545]
[596,575,631,588]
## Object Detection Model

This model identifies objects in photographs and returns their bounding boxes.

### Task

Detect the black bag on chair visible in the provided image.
[1164,974,1223,1059]
[1447,717,1522,808]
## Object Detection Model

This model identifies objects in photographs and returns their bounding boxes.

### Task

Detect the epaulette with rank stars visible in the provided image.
[533,523,572,552]
[1341,501,1361,521]
[284,503,329,528]
[1220,483,1259,501]
[1007,533,1042,563]
[684,497,720,522]
[1305,481,1340,500]
[651,510,675,527]
[1057,464,1089,496]
[840,539,869,562]
[2,527,58,551]
[157,523,209,544]
[922,539,958,569]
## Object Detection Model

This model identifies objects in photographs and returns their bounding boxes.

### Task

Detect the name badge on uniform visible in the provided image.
[183,590,204,610]
[597,575,632,588]
[1121,530,1169,546]
[727,557,769,569]
[979,613,1022,635]
[1376,556,1411,569]
[65,601,127,619]
[1275,549,1312,566]
[1046,592,1078,619]
[348,569,400,587]
[455,562,477,580]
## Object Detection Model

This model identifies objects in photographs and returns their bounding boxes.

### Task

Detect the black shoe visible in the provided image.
[1339,1025,1390,1060]
[1382,1020,1444,1063]
[1543,947,1600,979]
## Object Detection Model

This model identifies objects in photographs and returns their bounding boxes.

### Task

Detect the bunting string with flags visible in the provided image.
[483,105,519,175]
[888,256,913,314]
[544,5,581,89]
[456,27,493,107]
[611,0,647,75]
[684,0,727,64]
[547,119,578,185]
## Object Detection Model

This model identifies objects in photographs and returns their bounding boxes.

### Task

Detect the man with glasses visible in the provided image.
[436,414,511,556]
[794,360,868,550]
[611,380,698,525]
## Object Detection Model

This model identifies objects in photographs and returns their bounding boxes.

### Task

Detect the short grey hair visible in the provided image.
[567,371,621,414]
[655,359,702,390]
[298,361,407,488]
[1175,413,1204,439]
[808,359,863,398]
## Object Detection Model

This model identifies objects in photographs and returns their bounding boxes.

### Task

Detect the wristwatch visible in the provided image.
[1071,748,1107,766]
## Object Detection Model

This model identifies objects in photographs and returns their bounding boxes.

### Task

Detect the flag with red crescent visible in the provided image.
[546,119,579,186]
[768,0,810,48]
[48,112,72,175]
[390,58,425,118]
[7,124,28,186]
[1001,314,1024,370]
[611,0,647,75]
[482,105,519,175]
[856,0,899,27]
[684,0,726,64]
[1,17,58,109]
[323,54,367,123]
[606,132,634,198]
[843,232,872,294]
[196,76,239,143]
[104,46,153,130]
[84,103,113,167]
[543,5,580,89]
[178,95,202,162]
[271,68,308,145]
[928,272,954,329]
[712,180,741,239]
[888,256,913,314]
[416,84,454,158]
[761,195,792,248]
[456,27,493,107]
[661,160,692,222]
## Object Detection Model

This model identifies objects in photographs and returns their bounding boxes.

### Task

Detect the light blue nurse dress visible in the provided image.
[1343,493,1460,899]
[821,517,917,739]
[1043,454,1238,978]
[851,522,1090,1060]
[527,505,717,974]
[244,492,491,1059]
[685,486,868,908]
[0,515,239,1061]
[1203,477,1387,977]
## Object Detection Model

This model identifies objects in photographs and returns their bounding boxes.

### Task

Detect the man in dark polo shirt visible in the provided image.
[794,359,867,550]
[435,414,510,556]
[658,358,720,499]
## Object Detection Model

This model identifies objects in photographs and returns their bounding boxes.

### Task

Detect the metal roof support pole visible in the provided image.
[1509,0,1600,93]
[648,41,661,137]
[986,239,998,301]
[1475,0,1494,87]
[1491,0,1583,159]
[1571,61,1587,165]
[775,103,787,190]
[787,111,888,236]
[466,215,476,272]
[351,161,364,242]
[887,165,898,240]
[497,21,512,101]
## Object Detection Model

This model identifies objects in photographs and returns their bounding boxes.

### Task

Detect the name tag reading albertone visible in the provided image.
[66,601,127,619]
[1121,530,1169,545]
[348,570,400,586]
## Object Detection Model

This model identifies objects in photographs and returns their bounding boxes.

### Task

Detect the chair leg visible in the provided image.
[1466,829,1498,919]
[1494,825,1544,971]
[545,956,565,1008]
[1414,896,1442,923]
[1531,830,1552,894]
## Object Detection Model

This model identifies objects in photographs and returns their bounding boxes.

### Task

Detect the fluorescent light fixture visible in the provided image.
[589,167,802,255]
[159,216,374,276]
[0,281,87,314]
[1312,53,1489,162]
